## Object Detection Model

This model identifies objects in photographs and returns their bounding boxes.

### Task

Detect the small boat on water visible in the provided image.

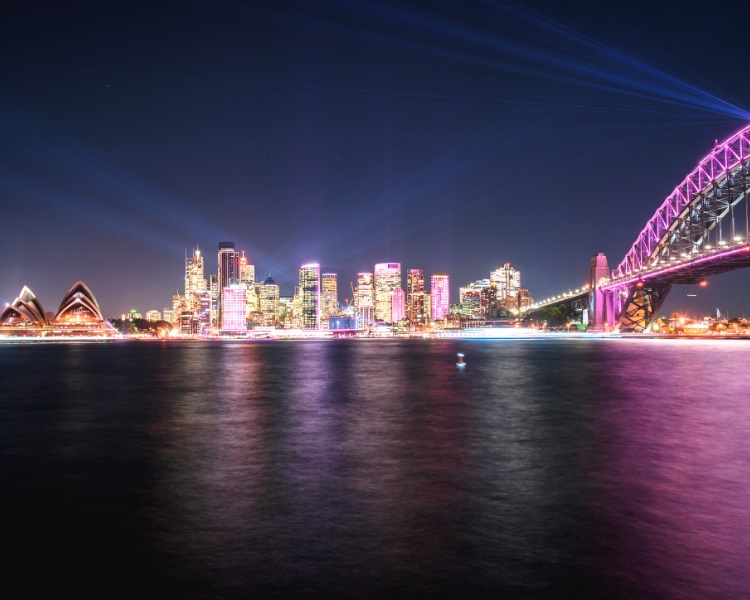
[456,352,466,368]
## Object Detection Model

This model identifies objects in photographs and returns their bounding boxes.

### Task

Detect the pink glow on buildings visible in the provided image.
[221,285,247,331]
[391,288,405,323]
[430,274,450,321]
[374,262,401,322]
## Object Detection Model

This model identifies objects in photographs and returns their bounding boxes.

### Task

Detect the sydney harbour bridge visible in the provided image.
[528,123,750,332]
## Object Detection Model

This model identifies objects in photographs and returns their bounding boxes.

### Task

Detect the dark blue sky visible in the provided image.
[2,0,750,318]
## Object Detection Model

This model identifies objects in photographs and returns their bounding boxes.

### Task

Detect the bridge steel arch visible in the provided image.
[598,123,750,332]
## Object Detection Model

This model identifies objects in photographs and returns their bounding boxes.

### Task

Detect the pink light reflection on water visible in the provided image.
[591,339,750,599]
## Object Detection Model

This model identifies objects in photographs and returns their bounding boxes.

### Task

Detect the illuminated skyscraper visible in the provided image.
[374,262,401,323]
[239,250,255,285]
[391,288,405,323]
[258,276,280,326]
[218,242,240,323]
[459,279,491,319]
[490,263,521,299]
[516,288,534,312]
[459,288,480,318]
[299,263,320,330]
[221,285,247,332]
[209,274,219,326]
[185,247,207,311]
[195,290,211,329]
[321,273,338,328]
[430,274,450,321]
[171,291,184,325]
[355,272,374,327]
[406,268,425,323]
[278,295,294,328]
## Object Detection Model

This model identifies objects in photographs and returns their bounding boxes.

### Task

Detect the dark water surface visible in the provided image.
[2,338,749,598]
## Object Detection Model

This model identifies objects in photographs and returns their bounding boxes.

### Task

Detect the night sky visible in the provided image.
[3,0,750,319]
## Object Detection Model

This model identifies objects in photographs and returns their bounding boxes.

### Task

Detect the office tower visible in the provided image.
[459,288,481,318]
[481,284,499,319]
[391,288,405,323]
[185,247,207,311]
[278,295,294,328]
[145,310,161,322]
[459,279,491,319]
[516,288,534,313]
[490,262,521,299]
[245,285,259,318]
[179,312,199,336]
[195,290,211,329]
[430,274,450,320]
[171,292,184,325]
[221,285,247,331]
[239,250,255,285]
[406,268,425,323]
[291,288,301,329]
[374,262,401,323]
[209,274,219,327]
[238,250,257,319]
[299,263,320,330]
[258,276,280,326]
[355,272,374,327]
[218,241,240,323]
[321,273,338,328]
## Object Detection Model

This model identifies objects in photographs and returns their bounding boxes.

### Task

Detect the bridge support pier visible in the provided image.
[617,283,671,332]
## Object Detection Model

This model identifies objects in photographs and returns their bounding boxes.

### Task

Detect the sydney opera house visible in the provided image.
[0,281,117,337]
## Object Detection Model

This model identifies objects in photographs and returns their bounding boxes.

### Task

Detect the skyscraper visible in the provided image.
[406,268,425,324]
[239,250,255,285]
[185,247,206,311]
[430,274,450,321]
[218,242,240,324]
[258,276,280,326]
[321,273,338,328]
[490,262,521,299]
[355,272,374,327]
[391,288,405,323]
[171,291,183,325]
[239,251,257,319]
[374,262,401,323]
[299,263,320,330]
[209,274,219,326]
[459,279,491,319]
[195,290,211,330]
[221,285,247,332]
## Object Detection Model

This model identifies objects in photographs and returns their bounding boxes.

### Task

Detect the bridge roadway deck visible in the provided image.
[603,243,750,288]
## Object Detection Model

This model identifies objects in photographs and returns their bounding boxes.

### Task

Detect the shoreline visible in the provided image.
[3,331,750,343]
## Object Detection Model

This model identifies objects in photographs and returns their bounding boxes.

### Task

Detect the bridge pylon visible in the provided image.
[588,253,617,330]
[588,252,670,332]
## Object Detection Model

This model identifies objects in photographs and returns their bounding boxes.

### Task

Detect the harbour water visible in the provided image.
[2,338,749,598]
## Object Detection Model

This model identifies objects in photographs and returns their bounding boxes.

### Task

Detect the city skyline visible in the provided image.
[3,2,750,317]
[154,241,529,333]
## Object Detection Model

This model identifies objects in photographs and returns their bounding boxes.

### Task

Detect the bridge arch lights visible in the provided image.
[614,123,750,279]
